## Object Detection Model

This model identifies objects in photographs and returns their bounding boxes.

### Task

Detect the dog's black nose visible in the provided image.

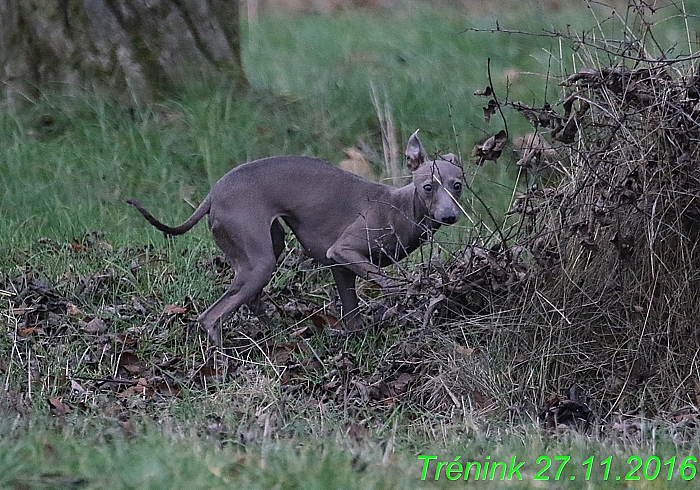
[441,215,457,225]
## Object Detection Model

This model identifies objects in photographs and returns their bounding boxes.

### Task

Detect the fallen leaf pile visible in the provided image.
[1,232,512,428]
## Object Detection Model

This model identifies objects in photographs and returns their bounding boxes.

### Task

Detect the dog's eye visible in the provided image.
[423,183,433,192]
[453,182,462,192]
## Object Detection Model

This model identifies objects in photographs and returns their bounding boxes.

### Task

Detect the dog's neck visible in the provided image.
[397,183,439,251]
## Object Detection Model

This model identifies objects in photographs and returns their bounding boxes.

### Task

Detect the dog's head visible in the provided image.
[405,129,463,226]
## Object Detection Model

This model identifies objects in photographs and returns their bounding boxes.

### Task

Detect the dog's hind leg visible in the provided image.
[270,218,286,260]
[199,222,278,344]
[246,219,286,316]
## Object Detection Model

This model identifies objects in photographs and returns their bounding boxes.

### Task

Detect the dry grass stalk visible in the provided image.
[370,82,401,185]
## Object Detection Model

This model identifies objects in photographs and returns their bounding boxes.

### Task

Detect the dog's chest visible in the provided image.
[366,222,425,266]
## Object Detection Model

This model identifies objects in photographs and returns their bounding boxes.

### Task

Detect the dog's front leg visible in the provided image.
[326,242,400,294]
[330,266,363,332]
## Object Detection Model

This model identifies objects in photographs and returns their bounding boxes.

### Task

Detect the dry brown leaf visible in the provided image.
[310,312,338,329]
[196,365,223,384]
[118,352,145,374]
[84,317,108,334]
[117,332,138,345]
[391,373,414,394]
[153,380,181,397]
[19,326,38,337]
[162,304,187,315]
[339,147,372,179]
[345,422,369,443]
[454,345,475,356]
[470,390,497,410]
[120,419,137,437]
[483,99,498,123]
[66,302,85,318]
[472,130,507,165]
[272,342,300,364]
[290,326,309,337]
[48,397,71,416]
[117,378,153,399]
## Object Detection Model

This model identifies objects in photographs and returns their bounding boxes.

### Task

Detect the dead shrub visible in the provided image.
[400,1,700,428]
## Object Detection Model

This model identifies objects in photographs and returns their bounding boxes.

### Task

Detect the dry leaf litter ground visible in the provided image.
[2,1,700,446]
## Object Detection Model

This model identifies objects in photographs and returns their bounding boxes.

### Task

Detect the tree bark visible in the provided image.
[1,0,248,104]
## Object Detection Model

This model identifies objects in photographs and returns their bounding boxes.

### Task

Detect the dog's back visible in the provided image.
[208,156,395,264]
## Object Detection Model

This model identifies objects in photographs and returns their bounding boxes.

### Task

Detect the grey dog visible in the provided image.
[127,130,463,343]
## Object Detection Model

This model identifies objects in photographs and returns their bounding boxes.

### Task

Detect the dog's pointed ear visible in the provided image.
[405,129,427,171]
[441,153,461,165]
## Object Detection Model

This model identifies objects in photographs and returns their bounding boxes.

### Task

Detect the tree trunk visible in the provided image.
[1,0,248,104]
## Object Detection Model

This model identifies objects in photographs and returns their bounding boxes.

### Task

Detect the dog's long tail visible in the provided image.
[126,195,211,236]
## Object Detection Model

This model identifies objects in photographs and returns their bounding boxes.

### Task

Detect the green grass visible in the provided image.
[1,418,697,488]
[0,2,601,247]
[2,1,700,488]
[4,1,694,247]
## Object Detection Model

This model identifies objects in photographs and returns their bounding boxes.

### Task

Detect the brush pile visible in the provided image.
[404,7,700,428]
[510,58,700,415]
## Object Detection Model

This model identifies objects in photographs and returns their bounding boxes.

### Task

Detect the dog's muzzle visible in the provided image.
[435,213,457,225]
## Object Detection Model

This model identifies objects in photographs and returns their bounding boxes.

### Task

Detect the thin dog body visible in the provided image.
[127,130,463,343]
